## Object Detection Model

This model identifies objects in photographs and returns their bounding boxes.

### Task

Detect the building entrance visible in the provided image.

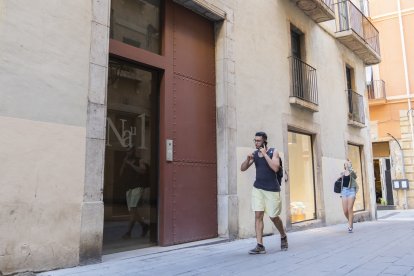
[103,0,217,252]
[103,59,159,254]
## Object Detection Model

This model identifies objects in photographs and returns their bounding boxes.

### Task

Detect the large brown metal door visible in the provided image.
[167,3,217,244]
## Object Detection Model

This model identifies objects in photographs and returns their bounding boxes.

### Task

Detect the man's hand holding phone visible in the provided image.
[259,143,267,156]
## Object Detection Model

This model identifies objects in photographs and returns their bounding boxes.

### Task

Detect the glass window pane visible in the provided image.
[110,0,161,54]
[103,58,159,253]
[288,132,316,223]
[348,144,365,211]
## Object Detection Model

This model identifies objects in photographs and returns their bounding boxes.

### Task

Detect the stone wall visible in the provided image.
[398,110,414,208]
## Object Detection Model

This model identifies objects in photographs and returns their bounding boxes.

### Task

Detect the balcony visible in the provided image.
[290,0,335,23]
[289,56,319,112]
[367,80,386,105]
[334,0,381,65]
[347,90,365,127]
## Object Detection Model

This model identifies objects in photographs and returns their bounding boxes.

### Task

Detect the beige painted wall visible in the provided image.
[369,0,414,140]
[370,0,414,101]
[322,157,347,225]
[0,0,91,274]
[0,117,86,274]
[369,101,414,139]
[0,0,92,126]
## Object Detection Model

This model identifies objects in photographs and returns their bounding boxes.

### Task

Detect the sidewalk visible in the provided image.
[38,210,414,276]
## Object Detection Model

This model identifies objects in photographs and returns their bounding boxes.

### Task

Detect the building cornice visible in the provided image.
[386,94,414,101]
[371,8,414,22]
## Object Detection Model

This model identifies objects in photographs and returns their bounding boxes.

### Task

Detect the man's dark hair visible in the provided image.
[255,131,267,141]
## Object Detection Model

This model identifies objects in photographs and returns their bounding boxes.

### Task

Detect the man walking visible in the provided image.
[240,131,288,254]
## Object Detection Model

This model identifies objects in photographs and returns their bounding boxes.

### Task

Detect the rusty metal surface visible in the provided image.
[173,3,215,86]
[173,75,216,163]
[172,162,217,243]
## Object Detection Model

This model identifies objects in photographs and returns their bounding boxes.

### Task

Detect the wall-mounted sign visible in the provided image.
[392,179,410,190]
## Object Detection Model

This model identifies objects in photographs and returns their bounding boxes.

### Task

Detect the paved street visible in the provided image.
[38,210,414,276]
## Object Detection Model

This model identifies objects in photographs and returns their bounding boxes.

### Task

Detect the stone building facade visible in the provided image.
[0,0,379,274]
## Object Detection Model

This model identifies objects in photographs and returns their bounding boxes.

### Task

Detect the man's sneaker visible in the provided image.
[348,227,353,233]
[281,235,288,251]
[248,243,266,254]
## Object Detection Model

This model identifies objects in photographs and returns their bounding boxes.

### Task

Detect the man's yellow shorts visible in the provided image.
[126,187,144,211]
[252,187,282,218]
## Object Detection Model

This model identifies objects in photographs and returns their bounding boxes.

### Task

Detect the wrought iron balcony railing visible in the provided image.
[347,89,365,124]
[323,0,335,11]
[367,80,386,100]
[289,56,318,106]
[334,0,380,63]
[359,0,370,17]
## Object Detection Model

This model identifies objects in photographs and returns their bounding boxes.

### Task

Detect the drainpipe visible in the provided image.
[398,0,411,209]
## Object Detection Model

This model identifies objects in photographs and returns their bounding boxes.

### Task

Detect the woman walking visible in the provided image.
[340,159,358,233]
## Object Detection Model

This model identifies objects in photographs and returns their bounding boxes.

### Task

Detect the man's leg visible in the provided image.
[249,188,266,254]
[270,216,288,250]
[270,216,286,237]
[132,188,149,237]
[123,207,138,238]
[255,211,265,245]
[248,211,266,254]
[267,191,288,250]
[135,205,149,237]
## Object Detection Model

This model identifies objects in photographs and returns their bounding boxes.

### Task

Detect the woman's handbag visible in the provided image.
[334,177,342,193]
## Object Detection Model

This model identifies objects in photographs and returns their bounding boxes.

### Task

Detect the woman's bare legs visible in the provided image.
[342,196,356,229]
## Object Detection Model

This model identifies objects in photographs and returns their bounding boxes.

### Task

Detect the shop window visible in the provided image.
[348,144,365,211]
[288,132,316,223]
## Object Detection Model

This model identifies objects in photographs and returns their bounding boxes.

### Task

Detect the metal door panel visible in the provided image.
[173,4,215,85]
[172,162,217,243]
[173,75,216,163]
[165,2,217,245]
[385,159,394,205]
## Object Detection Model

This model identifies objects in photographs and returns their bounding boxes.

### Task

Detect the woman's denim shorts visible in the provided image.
[341,187,356,198]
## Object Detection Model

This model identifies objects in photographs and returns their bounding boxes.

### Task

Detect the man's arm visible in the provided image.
[241,153,254,171]
[261,148,280,172]
[126,159,147,174]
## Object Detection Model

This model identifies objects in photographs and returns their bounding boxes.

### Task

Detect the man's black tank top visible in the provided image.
[253,148,280,192]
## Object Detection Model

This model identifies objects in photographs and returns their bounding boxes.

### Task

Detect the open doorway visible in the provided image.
[373,158,394,206]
